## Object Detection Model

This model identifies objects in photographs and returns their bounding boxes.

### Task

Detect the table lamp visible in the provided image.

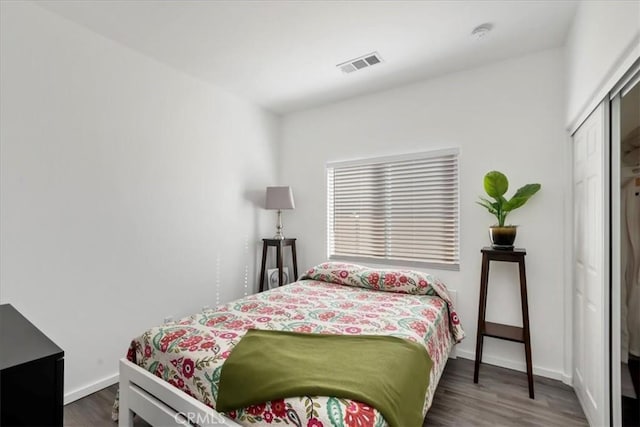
[266,186,295,240]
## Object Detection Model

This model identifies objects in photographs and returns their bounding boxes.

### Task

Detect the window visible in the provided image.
[327,148,459,270]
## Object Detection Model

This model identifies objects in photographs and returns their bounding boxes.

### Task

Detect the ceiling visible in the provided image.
[37,1,579,114]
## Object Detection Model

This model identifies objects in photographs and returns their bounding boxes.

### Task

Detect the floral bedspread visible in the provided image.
[115,271,462,427]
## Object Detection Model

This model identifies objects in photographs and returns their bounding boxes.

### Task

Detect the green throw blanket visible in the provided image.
[216,329,432,427]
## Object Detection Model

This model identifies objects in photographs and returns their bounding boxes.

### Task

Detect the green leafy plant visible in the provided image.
[477,171,541,227]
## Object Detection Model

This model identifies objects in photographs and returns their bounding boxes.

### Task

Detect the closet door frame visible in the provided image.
[610,91,622,427]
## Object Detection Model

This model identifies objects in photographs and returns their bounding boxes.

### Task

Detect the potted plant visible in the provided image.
[477,171,541,249]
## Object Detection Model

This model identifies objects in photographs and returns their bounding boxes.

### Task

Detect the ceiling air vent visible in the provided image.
[337,52,383,74]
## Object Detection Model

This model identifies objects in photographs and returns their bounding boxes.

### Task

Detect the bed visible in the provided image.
[115,262,464,427]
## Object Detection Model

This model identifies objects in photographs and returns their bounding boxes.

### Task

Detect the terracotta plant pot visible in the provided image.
[489,226,517,249]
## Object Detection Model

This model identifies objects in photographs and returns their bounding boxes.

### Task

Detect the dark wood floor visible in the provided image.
[425,358,587,426]
[64,358,587,426]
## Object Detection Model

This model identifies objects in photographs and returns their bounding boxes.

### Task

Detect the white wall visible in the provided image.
[280,49,568,379]
[0,2,278,402]
[565,0,640,129]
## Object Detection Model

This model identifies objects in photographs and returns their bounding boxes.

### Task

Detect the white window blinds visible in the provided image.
[327,149,459,269]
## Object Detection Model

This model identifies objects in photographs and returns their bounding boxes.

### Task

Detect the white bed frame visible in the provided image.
[119,359,241,427]
[119,348,454,427]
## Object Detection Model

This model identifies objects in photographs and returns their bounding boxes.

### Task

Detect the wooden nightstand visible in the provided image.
[259,238,298,292]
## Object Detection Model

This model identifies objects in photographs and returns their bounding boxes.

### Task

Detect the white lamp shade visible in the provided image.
[266,186,295,210]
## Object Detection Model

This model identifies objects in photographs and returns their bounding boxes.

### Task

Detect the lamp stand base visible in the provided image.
[273,210,285,240]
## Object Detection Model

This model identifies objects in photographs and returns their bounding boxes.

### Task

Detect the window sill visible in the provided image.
[328,255,460,272]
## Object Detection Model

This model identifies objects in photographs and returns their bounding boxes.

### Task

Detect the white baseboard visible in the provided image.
[64,372,119,405]
[456,349,565,381]
[562,372,573,386]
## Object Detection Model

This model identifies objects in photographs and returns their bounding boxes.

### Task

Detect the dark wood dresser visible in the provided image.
[0,303,64,426]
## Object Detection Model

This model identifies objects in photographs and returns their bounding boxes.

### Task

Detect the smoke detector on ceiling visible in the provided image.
[471,23,493,41]
[337,52,383,74]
